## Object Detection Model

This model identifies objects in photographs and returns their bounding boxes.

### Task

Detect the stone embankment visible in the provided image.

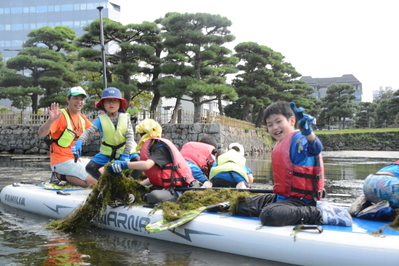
[0,124,270,156]
[318,131,399,151]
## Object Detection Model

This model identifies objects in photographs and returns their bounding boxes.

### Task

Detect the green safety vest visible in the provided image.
[209,149,248,181]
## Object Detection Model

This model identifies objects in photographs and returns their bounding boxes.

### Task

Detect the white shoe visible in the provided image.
[318,203,353,227]
[236,182,248,189]
[201,181,213,188]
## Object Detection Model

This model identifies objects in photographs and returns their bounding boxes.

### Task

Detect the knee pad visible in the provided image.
[85,161,102,180]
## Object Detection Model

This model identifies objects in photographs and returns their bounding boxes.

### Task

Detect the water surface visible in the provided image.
[0,151,396,265]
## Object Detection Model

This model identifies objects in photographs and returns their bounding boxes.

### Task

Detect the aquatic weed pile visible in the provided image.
[389,209,399,230]
[48,167,150,232]
[159,189,258,221]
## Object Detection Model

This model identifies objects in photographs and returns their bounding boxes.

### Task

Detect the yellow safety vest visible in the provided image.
[52,109,85,148]
[209,149,248,181]
[99,113,133,159]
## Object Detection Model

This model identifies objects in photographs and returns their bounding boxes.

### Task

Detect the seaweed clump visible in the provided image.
[48,167,150,232]
[159,189,259,221]
[389,208,399,230]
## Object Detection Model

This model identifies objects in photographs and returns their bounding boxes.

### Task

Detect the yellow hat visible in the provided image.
[135,119,162,151]
[130,101,134,104]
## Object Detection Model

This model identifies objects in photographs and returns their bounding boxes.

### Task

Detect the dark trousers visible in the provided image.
[235,194,322,226]
[212,178,248,188]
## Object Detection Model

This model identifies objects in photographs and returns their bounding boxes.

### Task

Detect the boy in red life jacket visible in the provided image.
[108,119,200,206]
[235,101,352,227]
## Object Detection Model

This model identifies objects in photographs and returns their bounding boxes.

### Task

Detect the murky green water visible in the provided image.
[0,151,397,265]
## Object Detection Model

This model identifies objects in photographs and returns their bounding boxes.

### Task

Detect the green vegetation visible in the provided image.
[315,127,399,135]
[48,167,149,232]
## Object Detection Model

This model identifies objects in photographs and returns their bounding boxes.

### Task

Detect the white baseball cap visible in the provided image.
[228,143,244,156]
[67,86,87,98]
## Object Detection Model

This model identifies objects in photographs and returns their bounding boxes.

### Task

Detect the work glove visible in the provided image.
[71,140,83,163]
[118,154,130,162]
[108,160,129,174]
[189,180,201,188]
[290,102,317,136]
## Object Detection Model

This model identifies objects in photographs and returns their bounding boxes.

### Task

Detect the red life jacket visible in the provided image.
[180,142,215,176]
[140,137,194,188]
[272,131,325,201]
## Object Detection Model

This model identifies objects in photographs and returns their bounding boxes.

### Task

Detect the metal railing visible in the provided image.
[0,110,266,131]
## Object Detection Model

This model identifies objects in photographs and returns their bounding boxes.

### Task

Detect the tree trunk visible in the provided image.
[193,97,202,123]
[150,89,161,114]
[169,97,181,124]
[242,100,250,121]
[31,93,38,114]
[217,96,224,116]
[255,106,265,128]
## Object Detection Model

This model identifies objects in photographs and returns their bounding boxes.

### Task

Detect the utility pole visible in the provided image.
[97,6,107,89]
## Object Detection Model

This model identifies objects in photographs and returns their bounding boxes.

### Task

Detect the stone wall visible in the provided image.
[0,124,270,155]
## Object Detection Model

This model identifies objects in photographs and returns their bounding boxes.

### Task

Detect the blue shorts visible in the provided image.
[51,159,89,181]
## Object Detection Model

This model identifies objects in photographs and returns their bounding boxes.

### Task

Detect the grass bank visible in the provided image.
[315,128,399,135]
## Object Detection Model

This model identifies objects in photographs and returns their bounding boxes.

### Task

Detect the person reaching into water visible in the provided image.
[108,119,200,206]
[71,87,137,181]
[209,143,254,189]
[38,86,97,188]
[180,135,218,186]
[348,162,399,221]
[235,101,352,227]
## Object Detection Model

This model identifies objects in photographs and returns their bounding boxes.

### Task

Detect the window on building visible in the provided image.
[61,5,73,11]
[23,7,29,13]
[11,24,23,30]
[0,41,4,47]
[61,21,73,27]
[30,23,36,30]
[80,3,87,10]
[48,6,54,12]
[0,25,4,31]
[0,8,4,15]
[36,6,47,13]
[11,40,22,47]
[87,3,97,10]
[11,7,23,14]
[5,40,11,47]
[74,4,80,11]
[74,21,80,27]
[4,8,10,14]
[5,24,11,31]
[55,5,61,12]
[81,20,88,27]
[37,22,47,28]
[29,6,35,13]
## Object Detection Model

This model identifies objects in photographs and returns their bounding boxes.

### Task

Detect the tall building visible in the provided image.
[300,74,363,103]
[0,0,124,61]
[0,0,129,110]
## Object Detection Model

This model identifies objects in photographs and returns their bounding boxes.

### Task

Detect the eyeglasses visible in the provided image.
[103,99,120,104]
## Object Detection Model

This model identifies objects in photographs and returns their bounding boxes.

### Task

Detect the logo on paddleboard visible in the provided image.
[4,194,25,206]
[96,210,150,234]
